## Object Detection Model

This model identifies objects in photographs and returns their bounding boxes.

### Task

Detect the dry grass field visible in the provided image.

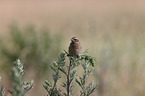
[0,0,145,96]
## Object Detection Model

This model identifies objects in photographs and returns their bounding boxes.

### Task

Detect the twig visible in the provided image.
[50,81,57,96]
[83,61,87,96]
[67,58,72,96]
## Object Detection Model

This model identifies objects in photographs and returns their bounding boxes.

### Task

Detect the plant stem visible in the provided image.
[50,81,57,96]
[67,58,72,96]
[83,61,87,96]
[50,71,59,96]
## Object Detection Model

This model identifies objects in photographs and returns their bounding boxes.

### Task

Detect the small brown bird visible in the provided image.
[69,37,81,57]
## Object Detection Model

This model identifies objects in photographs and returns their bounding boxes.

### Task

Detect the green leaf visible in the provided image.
[87,85,97,95]
[89,58,95,67]
[0,86,5,96]
[8,90,14,94]
[62,82,67,88]
[83,49,88,54]
[45,80,52,87]
[57,53,66,66]
[85,56,89,60]
[63,93,67,96]
[60,52,66,58]
[86,82,95,95]
[50,65,56,72]
[87,69,93,75]
[53,71,61,82]
[81,63,86,70]
[58,67,67,76]
[53,61,58,67]
[43,85,49,93]
[25,84,33,93]
[75,79,82,88]
[63,50,69,55]
[79,76,85,85]
[70,70,77,83]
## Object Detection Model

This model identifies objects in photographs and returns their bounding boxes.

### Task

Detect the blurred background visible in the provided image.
[0,0,145,96]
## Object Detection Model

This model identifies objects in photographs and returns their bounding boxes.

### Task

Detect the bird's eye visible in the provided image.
[74,39,77,40]
[73,39,79,42]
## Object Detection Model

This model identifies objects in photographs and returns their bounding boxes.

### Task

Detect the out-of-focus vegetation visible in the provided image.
[0,85,5,96]
[0,24,63,79]
[8,59,33,96]
[0,1,145,96]
[0,13,145,96]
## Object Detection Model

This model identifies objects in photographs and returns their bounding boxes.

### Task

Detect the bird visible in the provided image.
[68,37,81,58]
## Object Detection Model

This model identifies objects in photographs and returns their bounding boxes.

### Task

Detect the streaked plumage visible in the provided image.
[69,37,81,57]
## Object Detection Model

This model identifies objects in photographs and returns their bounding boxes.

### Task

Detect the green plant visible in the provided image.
[43,50,96,96]
[0,24,62,78]
[75,54,96,96]
[0,86,5,96]
[0,76,5,96]
[8,59,33,96]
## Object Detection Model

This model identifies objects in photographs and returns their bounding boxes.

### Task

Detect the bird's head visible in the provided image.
[71,37,79,43]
